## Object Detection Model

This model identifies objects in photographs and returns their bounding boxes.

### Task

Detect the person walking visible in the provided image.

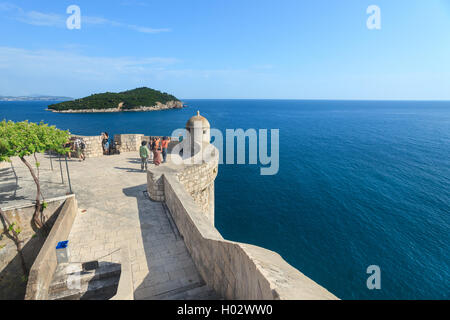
[161,137,170,163]
[139,141,150,171]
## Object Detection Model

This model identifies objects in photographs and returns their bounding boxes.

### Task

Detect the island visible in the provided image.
[47,87,184,113]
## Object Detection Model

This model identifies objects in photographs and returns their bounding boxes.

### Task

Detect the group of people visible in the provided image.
[139,136,171,171]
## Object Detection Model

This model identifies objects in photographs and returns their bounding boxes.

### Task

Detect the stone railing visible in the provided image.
[25,196,78,300]
[147,141,217,223]
[147,143,338,300]
[67,134,180,158]
[115,134,180,154]
[110,242,133,300]
[0,196,73,300]
[162,174,338,300]
[114,134,144,153]
[71,135,103,158]
[176,156,218,223]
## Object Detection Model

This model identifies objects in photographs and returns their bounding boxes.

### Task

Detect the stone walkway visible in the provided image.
[0,153,219,300]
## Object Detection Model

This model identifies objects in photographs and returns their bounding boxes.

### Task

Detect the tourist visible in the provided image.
[152,138,162,166]
[139,141,150,171]
[73,137,86,161]
[64,138,73,159]
[161,137,170,163]
[101,132,110,155]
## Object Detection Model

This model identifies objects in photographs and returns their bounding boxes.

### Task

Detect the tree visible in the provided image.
[0,120,70,229]
[0,120,69,275]
[48,87,180,111]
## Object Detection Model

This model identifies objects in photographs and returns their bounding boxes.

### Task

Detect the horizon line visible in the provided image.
[180,98,450,102]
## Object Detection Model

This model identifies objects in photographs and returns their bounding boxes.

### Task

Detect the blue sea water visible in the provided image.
[1,100,449,299]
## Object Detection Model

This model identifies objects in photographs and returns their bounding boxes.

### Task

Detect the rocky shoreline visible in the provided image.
[48,100,184,113]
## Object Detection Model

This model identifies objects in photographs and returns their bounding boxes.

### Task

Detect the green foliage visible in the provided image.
[42,201,48,210]
[7,222,20,234]
[8,223,15,232]
[0,244,5,250]
[48,87,179,111]
[0,120,70,162]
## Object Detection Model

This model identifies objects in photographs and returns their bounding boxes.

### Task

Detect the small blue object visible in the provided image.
[56,241,69,250]
[56,241,70,264]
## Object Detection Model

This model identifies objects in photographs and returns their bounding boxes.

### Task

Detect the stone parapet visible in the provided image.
[0,196,71,300]
[24,196,78,300]
[147,146,219,225]
[162,174,338,300]
[147,143,338,300]
[71,135,103,158]
[114,134,144,153]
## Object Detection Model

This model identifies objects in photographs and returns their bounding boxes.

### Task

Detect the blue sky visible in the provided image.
[0,0,449,99]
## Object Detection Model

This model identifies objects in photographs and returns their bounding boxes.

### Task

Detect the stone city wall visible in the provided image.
[114,134,144,153]
[176,156,218,225]
[71,135,103,158]
[0,196,73,300]
[24,196,78,300]
[163,174,338,300]
[68,134,180,158]
[147,144,337,300]
[116,134,179,153]
[147,149,218,224]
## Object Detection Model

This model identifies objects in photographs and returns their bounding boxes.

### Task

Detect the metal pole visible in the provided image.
[65,155,73,194]
[49,152,54,171]
[59,155,64,184]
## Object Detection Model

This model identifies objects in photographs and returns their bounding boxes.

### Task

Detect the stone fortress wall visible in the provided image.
[70,134,178,158]
[0,197,73,300]
[66,114,337,300]
[70,135,103,158]
[114,134,143,153]
[176,159,217,225]
[146,150,218,224]
[145,112,338,300]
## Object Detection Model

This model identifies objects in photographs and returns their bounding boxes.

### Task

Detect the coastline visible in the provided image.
[47,100,185,113]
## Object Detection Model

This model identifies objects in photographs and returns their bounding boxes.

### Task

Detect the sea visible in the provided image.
[1,99,449,299]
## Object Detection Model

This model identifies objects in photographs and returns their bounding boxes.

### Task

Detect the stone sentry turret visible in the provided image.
[183,110,211,161]
[147,111,219,226]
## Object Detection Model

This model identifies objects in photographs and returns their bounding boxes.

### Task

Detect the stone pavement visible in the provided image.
[0,153,219,300]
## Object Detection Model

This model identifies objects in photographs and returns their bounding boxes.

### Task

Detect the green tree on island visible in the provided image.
[48,87,180,111]
[0,120,70,274]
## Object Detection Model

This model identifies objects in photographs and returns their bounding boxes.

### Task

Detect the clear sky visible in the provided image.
[0,0,449,100]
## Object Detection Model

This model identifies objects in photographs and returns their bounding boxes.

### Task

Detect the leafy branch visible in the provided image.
[0,120,70,229]
[0,120,70,276]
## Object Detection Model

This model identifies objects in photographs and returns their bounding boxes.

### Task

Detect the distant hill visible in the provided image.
[0,95,73,102]
[47,87,181,112]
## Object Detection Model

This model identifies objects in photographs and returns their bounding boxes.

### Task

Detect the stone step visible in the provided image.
[49,262,121,293]
[48,262,121,300]
[154,282,222,300]
[184,286,222,300]
[48,274,120,300]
